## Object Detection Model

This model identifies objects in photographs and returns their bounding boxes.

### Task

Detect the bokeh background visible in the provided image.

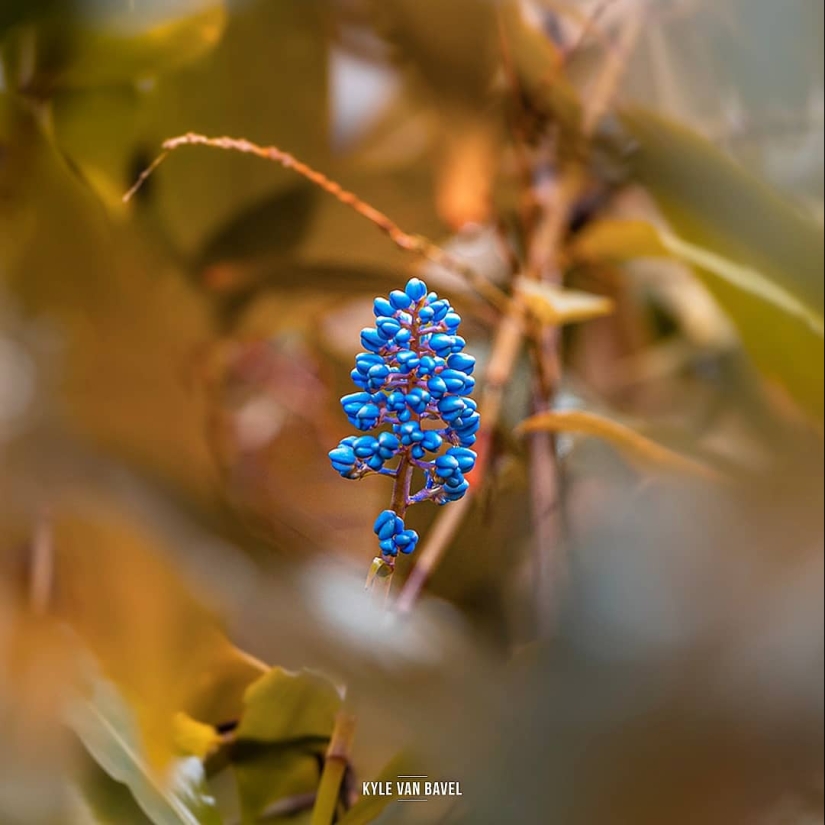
[0,1,822,823]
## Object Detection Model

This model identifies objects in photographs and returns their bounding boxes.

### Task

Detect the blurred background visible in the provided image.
[0,1,822,823]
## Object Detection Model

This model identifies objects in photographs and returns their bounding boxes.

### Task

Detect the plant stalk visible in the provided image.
[311,709,357,825]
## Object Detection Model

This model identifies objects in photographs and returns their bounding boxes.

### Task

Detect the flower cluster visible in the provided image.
[329,278,479,562]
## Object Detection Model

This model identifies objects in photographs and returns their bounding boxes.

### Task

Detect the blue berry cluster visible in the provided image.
[328,278,479,563]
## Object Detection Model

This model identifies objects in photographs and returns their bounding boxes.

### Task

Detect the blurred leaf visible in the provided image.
[236,667,341,745]
[146,0,329,258]
[51,492,263,771]
[50,0,327,266]
[173,714,221,761]
[74,756,154,824]
[1,1,227,93]
[516,278,614,326]
[232,750,319,825]
[516,409,722,481]
[0,93,223,505]
[183,644,267,731]
[194,183,316,275]
[568,218,670,262]
[69,674,223,825]
[608,108,824,415]
[570,218,824,337]
[58,5,227,88]
[51,85,148,210]
[369,0,500,107]
[228,668,340,823]
[0,0,57,37]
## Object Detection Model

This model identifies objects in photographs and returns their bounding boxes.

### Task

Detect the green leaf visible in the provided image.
[1,2,227,92]
[227,668,341,824]
[69,676,223,825]
[145,0,329,258]
[73,757,154,824]
[50,0,328,263]
[570,219,824,338]
[615,108,825,417]
[232,751,320,825]
[236,668,341,745]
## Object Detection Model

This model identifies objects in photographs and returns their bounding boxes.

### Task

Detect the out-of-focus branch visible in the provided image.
[396,2,644,621]
[123,133,510,313]
[29,509,53,616]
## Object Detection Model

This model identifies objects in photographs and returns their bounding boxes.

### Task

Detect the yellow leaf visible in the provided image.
[568,218,671,263]
[172,713,221,760]
[516,409,722,482]
[516,278,614,326]
[570,219,825,339]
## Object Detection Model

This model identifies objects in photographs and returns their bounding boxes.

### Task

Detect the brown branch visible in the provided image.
[396,5,643,619]
[124,133,510,313]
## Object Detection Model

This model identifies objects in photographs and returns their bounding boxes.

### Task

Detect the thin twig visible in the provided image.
[124,133,510,313]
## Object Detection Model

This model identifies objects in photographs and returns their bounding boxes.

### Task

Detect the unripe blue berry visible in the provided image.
[389,290,411,309]
[373,297,394,317]
[429,333,454,356]
[405,278,427,302]
[447,353,475,374]
[360,328,384,352]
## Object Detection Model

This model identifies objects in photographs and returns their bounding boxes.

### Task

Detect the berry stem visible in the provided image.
[391,455,414,520]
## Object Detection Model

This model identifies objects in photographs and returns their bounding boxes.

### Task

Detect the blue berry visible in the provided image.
[440,369,468,393]
[377,318,402,339]
[405,278,427,302]
[373,297,394,317]
[356,353,383,374]
[427,375,448,397]
[418,355,437,375]
[437,396,465,421]
[429,333,454,356]
[395,529,419,553]
[447,353,475,374]
[389,290,411,309]
[435,454,460,477]
[406,388,431,414]
[360,328,385,352]
[396,350,420,372]
[353,435,378,458]
[447,447,477,473]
